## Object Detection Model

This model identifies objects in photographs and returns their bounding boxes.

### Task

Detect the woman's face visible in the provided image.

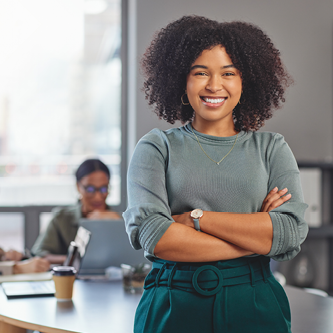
[186,45,242,134]
[77,170,109,213]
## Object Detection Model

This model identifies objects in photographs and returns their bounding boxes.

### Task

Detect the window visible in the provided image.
[0,0,123,207]
[0,213,24,252]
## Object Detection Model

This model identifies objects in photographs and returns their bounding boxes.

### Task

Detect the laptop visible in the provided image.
[77,219,148,276]
[1,220,148,297]
[1,226,92,299]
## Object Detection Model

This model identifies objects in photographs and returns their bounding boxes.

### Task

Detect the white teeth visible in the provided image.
[204,98,225,104]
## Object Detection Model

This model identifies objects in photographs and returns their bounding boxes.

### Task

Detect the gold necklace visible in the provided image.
[190,125,239,165]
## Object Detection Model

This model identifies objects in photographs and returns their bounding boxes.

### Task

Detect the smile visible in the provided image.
[201,97,226,104]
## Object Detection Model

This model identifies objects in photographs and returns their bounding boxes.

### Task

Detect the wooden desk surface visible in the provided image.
[0,281,332,333]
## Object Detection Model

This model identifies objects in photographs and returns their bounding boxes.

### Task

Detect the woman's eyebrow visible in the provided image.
[222,64,235,69]
[190,64,235,70]
[190,65,208,70]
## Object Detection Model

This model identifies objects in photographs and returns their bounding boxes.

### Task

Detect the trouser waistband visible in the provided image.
[145,257,271,296]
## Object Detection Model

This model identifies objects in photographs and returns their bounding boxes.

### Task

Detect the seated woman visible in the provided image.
[0,248,49,275]
[31,158,120,264]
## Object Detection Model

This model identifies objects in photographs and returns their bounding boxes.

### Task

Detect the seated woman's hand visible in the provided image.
[87,210,121,220]
[13,257,50,274]
[4,249,24,261]
[261,187,291,212]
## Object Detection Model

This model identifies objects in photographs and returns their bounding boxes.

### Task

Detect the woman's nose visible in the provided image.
[93,191,104,200]
[206,75,223,93]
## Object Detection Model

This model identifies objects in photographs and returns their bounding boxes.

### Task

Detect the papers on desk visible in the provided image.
[0,271,52,283]
[0,272,54,299]
[1,280,55,299]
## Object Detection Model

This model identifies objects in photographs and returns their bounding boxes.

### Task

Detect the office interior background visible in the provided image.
[0,0,332,292]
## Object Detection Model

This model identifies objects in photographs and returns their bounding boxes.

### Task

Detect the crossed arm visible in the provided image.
[154,187,291,262]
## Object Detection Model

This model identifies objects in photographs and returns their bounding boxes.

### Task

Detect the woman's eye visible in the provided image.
[194,72,207,76]
[85,186,95,193]
[223,72,235,76]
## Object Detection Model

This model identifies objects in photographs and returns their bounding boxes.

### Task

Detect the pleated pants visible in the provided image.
[134,256,291,333]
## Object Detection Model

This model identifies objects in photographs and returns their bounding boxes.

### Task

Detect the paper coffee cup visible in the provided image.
[52,266,76,301]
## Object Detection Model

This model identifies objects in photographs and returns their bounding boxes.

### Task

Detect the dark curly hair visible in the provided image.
[141,15,293,132]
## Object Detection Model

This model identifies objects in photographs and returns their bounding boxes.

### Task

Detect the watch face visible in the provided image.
[191,209,203,219]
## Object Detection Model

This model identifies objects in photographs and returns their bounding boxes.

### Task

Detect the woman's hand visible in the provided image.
[173,186,291,228]
[13,257,50,274]
[87,210,121,220]
[43,254,67,265]
[261,187,291,212]
[4,249,24,261]
[172,212,194,228]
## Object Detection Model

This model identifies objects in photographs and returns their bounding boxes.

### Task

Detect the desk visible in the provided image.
[0,280,141,333]
[0,282,332,333]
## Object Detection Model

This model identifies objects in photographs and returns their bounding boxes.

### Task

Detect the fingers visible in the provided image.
[87,211,121,220]
[261,187,292,212]
[172,214,180,222]
[261,187,279,212]
[87,211,101,219]
[5,250,23,261]
[34,258,50,272]
[29,257,50,273]
[266,193,291,211]
[107,212,121,219]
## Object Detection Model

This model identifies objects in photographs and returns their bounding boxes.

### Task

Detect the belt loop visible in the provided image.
[260,259,268,283]
[155,263,167,287]
[167,263,178,290]
[248,261,255,287]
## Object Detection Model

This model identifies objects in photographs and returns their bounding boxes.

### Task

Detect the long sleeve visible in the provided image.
[123,130,173,256]
[31,206,79,256]
[265,134,308,261]
[123,126,308,262]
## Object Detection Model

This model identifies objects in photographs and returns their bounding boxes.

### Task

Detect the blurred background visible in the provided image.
[0,0,332,293]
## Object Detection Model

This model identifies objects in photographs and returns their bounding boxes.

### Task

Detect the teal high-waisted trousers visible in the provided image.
[134,256,291,333]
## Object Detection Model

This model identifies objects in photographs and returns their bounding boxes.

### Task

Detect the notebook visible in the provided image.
[1,226,91,299]
[77,219,148,275]
[1,280,55,299]
[0,271,53,283]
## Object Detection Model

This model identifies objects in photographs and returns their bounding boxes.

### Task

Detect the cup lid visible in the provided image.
[52,266,77,276]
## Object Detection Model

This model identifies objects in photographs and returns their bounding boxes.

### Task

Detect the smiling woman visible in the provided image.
[187,46,242,136]
[124,15,307,333]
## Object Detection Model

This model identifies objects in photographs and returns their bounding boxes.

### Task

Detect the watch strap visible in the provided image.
[193,218,201,232]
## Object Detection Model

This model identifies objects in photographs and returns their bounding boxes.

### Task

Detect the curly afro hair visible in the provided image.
[141,15,293,132]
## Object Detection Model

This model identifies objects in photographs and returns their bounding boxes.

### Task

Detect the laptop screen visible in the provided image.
[77,219,148,275]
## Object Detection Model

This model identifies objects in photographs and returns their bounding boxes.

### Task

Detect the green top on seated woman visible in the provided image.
[32,158,120,264]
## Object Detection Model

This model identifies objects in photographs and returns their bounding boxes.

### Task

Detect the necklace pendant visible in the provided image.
[190,125,239,166]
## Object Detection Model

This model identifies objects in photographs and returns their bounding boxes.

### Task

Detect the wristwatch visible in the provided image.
[190,209,203,231]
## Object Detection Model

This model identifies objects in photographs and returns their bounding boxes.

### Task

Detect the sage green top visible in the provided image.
[123,124,308,262]
[31,204,82,257]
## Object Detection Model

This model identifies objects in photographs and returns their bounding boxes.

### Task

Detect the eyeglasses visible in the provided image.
[80,184,109,196]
